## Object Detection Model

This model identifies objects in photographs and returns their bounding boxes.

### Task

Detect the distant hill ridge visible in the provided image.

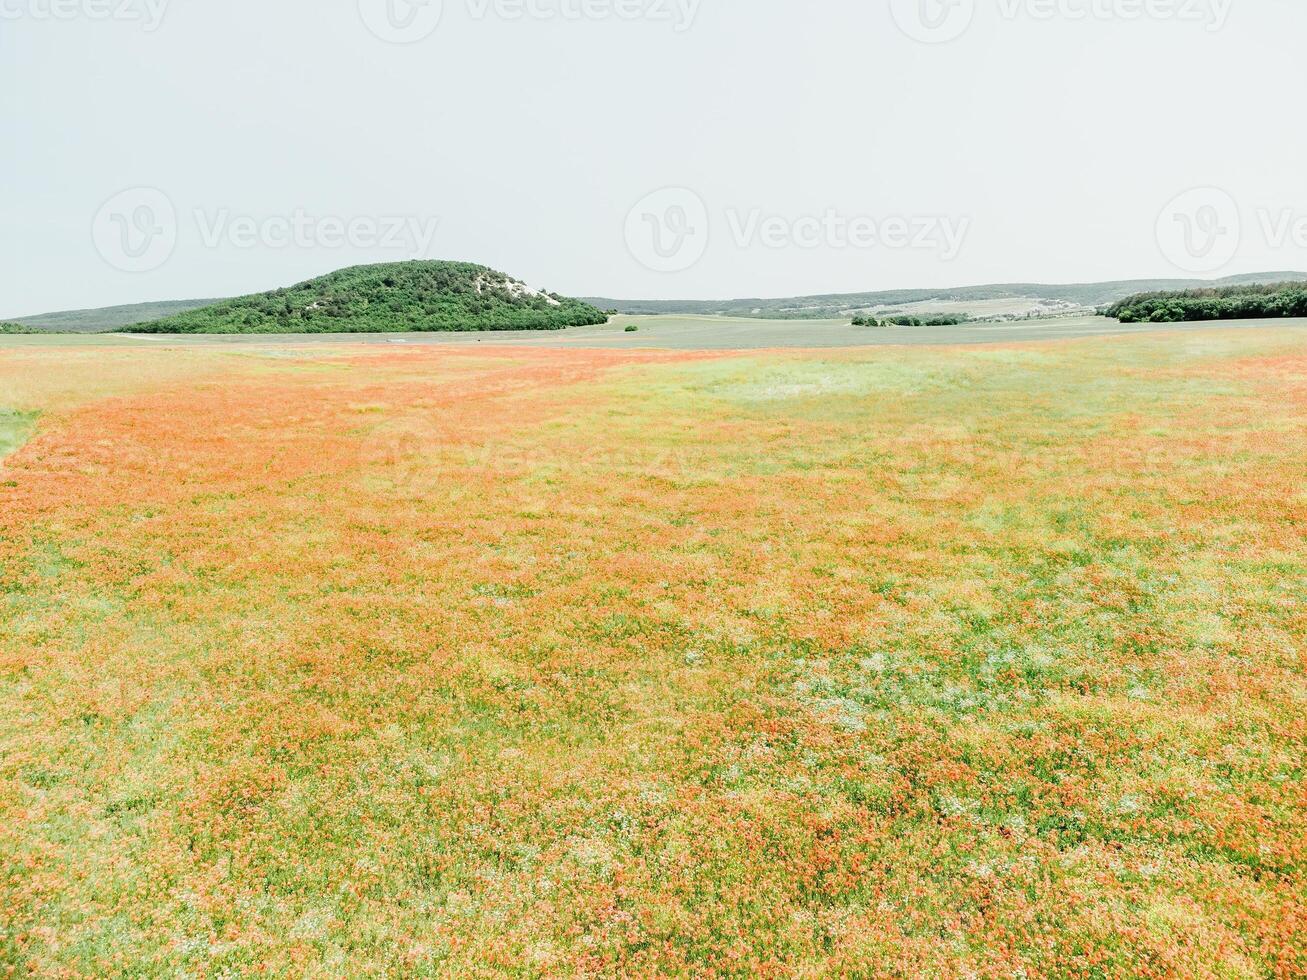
[10,269,1307,332]
[123,262,609,334]
[582,272,1307,319]
[10,299,222,333]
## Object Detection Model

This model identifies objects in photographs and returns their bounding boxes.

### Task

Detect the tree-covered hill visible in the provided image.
[1106,281,1307,323]
[125,262,610,334]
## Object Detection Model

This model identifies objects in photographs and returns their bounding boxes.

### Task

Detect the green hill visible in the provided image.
[124,262,609,334]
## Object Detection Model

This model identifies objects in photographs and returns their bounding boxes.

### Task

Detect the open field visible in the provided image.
[860,298,1090,320]
[5,314,1307,352]
[1,328,1305,976]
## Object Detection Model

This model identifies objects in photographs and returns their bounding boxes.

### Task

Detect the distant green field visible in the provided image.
[4,313,1307,352]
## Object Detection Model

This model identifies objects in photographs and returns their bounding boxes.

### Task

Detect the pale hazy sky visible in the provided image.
[3,0,1306,316]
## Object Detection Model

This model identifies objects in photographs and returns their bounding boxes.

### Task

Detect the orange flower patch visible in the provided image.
[1,330,1304,976]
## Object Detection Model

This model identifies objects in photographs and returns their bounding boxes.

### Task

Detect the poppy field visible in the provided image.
[1,329,1304,977]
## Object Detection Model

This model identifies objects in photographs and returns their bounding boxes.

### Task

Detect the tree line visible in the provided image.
[852,314,967,327]
[1107,282,1307,323]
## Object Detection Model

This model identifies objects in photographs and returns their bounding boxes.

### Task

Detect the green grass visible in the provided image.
[0,409,37,460]
[0,330,1304,974]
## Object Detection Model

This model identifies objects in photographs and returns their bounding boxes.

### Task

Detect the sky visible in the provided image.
[3,0,1306,316]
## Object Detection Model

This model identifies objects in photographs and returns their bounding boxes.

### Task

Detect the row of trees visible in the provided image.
[852,313,967,327]
[1107,282,1307,324]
